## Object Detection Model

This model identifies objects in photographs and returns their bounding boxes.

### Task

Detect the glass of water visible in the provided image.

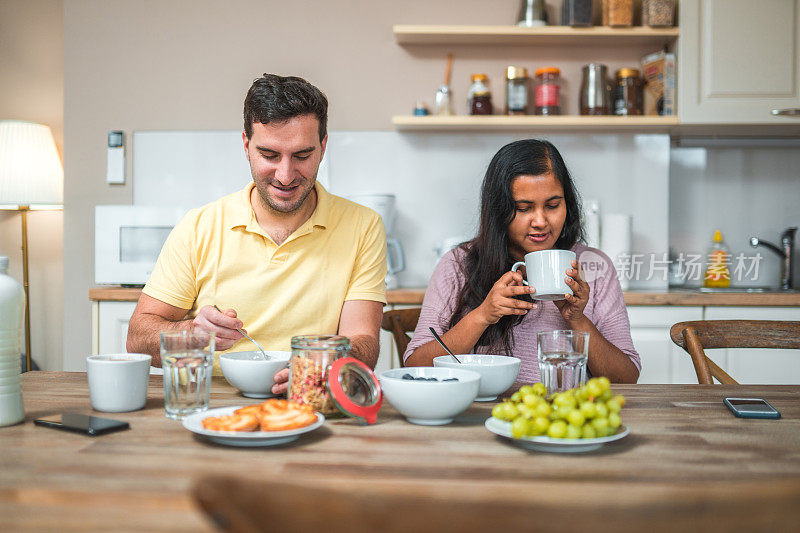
[537,330,589,395]
[161,330,215,420]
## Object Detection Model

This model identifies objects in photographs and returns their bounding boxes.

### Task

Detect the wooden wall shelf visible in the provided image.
[392,115,680,133]
[393,25,680,47]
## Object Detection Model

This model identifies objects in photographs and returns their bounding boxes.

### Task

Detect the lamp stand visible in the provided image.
[20,206,31,372]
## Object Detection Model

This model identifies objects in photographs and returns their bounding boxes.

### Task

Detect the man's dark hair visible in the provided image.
[243,74,328,141]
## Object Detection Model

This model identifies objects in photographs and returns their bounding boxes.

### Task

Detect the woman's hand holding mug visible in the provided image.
[476,271,536,325]
[553,259,591,323]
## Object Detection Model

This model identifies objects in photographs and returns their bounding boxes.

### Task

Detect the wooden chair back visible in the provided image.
[669,320,800,385]
[380,308,421,368]
[193,475,538,533]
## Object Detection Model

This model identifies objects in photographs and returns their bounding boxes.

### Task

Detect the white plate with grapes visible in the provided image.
[485,417,629,453]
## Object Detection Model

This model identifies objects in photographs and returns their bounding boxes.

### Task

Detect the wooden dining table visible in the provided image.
[2,372,799,532]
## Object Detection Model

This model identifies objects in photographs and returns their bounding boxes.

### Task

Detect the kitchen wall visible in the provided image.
[670,146,800,288]
[0,0,64,371]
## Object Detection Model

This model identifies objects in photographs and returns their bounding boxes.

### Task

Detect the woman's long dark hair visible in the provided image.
[449,139,585,355]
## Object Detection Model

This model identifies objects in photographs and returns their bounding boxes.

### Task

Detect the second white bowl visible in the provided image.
[220,351,291,398]
[433,354,521,401]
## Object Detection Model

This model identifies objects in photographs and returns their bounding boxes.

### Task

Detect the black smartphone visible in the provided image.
[34,413,131,436]
[723,398,781,420]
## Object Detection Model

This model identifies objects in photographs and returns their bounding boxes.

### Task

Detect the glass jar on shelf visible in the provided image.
[642,0,675,27]
[468,73,494,115]
[604,0,634,27]
[506,66,530,115]
[562,0,593,27]
[534,67,561,115]
[613,68,642,116]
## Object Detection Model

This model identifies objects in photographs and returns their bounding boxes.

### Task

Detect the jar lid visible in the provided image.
[535,67,560,77]
[506,66,529,79]
[326,357,382,424]
[471,73,488,82]
[616,68,641,79]
[291,335,351,351]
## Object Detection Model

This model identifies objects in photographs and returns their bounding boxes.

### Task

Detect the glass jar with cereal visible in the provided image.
[289,335,351,417]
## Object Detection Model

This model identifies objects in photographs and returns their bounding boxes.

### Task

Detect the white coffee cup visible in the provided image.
[511,249,576,301]
[86,353,151,412]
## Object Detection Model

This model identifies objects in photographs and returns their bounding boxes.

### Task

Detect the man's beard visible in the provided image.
[255,177,316,214]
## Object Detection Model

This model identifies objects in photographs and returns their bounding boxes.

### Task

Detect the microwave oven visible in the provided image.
[95,205,189,285]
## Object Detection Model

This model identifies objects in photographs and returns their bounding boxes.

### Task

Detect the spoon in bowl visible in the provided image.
[213,305,270,360]
[428,327,462,364]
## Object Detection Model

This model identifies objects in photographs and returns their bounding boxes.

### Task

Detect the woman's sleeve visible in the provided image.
[588,251,642,373]
[402,250,466,363]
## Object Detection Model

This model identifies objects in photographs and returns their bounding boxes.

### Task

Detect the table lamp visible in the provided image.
[0,120,64,372]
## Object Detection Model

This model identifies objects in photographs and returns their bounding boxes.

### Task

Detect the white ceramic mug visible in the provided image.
[511,249,576,301]
[86,353,151,412]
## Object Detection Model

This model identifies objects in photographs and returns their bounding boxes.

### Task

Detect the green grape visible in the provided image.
[612,394,626,408]
[566,409,585,427]
[517,404,535,420]
[599,389,613,402]
[606,399,621,413]
[534,402,551,419]
[591,417,609,432]
[597,376,611,391]
[548,420,568,439]
[608,412,622,429]
[554,394,577,410]
[575,387,590,402]
[586,380,603,398]
[519,385,534,396]
[491,404,505,419]
[597,425,615,437]
[579,401,597,419]
[595,402,609,419]
[581,424,597,439]
[523,394,539,407]
[531,416,550,435]
[555,405,572,420]
[565,424,582,439]
[502,402,520,421]
[532,383,547,396]
[511,416,529,439]
[510,391,522,402]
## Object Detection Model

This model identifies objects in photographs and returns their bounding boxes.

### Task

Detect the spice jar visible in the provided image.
[534,67,561,116]
[613,68,642,116]
[579,63,612,115]
[642,0,675,27]
[468,74,493,115]
[562,0,593,27]
[604,0,634,27]
[288,335,350,417]
[506,66,529,115]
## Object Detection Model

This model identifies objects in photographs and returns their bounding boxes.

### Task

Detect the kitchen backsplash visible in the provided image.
[670,146,800,289]
[133,131,670,290]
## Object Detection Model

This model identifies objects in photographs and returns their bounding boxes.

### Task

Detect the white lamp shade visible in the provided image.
[0,120,63,206]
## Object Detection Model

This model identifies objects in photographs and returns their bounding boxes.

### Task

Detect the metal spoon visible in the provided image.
[428,327,462,364]
[213,305,270,360]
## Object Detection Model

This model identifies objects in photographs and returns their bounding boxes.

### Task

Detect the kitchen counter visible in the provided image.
[90,286,800,306]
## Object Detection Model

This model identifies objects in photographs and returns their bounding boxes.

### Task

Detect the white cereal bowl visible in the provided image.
[219,351,291,398]
[433,354,521,401]
[378,367,481,425]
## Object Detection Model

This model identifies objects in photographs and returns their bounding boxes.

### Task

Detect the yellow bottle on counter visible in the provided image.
[704,230,730,288]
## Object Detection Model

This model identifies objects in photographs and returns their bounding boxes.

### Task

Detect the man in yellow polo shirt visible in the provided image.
[126,74,387,395]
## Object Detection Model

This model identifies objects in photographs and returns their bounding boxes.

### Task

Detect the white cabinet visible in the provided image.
[96,301,137,354]
[377,304,417,374]
[628,306,704,384]
[703,306,800,384]
[679,0,800,123]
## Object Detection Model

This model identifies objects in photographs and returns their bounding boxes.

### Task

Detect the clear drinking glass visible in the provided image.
[537,330,589,395]
[161,330,215,420]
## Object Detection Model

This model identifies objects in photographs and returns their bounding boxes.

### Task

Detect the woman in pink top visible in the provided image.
[404,140,640,384]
